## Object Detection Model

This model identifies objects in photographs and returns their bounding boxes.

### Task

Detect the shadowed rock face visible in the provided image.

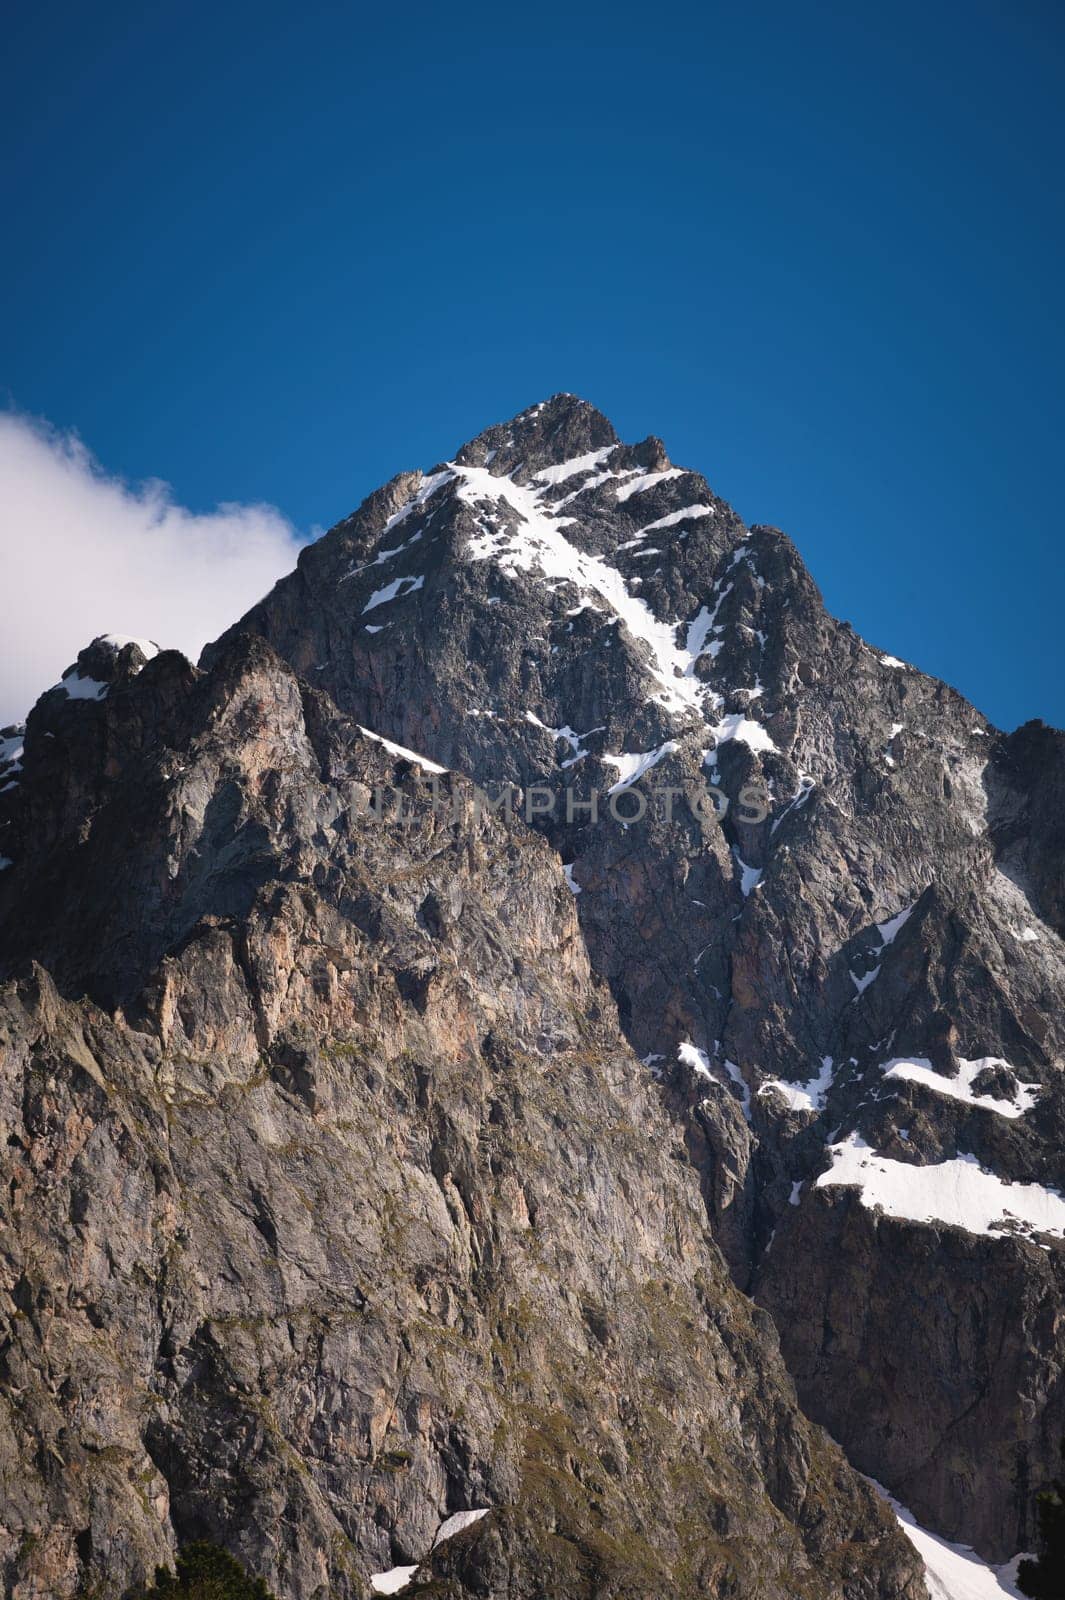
[0,629,920,1598]
[0,394,1061,1590]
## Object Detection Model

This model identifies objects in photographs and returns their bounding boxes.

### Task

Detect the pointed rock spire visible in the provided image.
[455,393,619,480]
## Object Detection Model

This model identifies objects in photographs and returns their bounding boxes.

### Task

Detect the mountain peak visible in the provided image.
[3,396,1063,1597]
[455,392,619,478]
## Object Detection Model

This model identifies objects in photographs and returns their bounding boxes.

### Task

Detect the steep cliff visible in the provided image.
[0,627,921,1597]
[199,393,1065,1564]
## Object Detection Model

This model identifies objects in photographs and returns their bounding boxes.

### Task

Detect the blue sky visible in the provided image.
[3,0,1063,729]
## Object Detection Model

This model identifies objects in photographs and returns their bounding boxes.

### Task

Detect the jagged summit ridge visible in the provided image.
[455,391,621,478]
[205,393,782,781]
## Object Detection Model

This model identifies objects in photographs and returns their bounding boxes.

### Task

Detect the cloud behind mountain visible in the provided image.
[0,411,304,724]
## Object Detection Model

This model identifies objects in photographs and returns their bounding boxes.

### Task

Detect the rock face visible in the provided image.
[201,393,1065,1562]
[0,393,1061,1593]
[0,628,921,1596]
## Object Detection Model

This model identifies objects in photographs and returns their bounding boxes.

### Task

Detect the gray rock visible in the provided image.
[0,624,921,1597]
[195,393,1065,1561]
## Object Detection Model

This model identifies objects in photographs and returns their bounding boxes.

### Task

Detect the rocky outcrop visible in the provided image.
[0,632,922,1597]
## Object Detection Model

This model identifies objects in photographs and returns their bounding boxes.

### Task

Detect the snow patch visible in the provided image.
[433,1509,490,1547]
[868,1479,1027,1600]
[733,849,762,896]
[709,712,778,755]
[532,448,615,486]
[722,1059,752,1121]
[370,1567,419,1594]
[358,726,447,774]
[882,1057,1039,1120]
[637,504,715,534]
[817,1134,1065,1239]
[683,606,715,662]
[381,469,456,537]
[344,530,424,582]
[683,581,733,672]
[526,713,602,767]
[455,466,718,716]
[614,468,686,501]
[877,904,915,945]
[771,771,816,834]
[0,733,25,773]
[760,1057,835,1115]
[602,740,680,792]
[363,574,425,613]
[58,670,108,701]
[101,633,159,663]
[679,1043,751,1121]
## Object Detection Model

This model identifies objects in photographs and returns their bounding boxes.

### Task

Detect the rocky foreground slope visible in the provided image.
[0,634,922,1597]
[0,394,1062,1595]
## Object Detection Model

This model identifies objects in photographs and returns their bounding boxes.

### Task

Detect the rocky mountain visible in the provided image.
[0,393,1062,1597]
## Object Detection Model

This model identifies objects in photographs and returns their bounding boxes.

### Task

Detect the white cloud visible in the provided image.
[0,412,305,726]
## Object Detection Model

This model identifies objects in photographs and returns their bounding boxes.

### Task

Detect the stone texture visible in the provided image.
[0,625,921,1598]
[196,393,1065,1561]
[2,392,1063,1584]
